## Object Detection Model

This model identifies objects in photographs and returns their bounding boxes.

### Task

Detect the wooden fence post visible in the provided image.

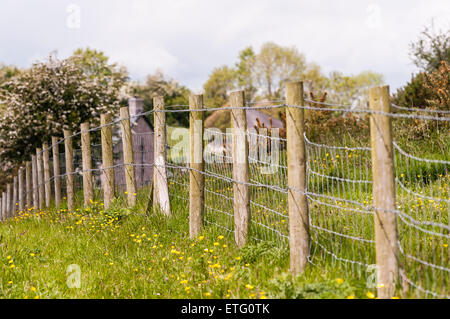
[81,122,94,207]
[286,81,310,274]
[120,107,137,207]
[43,143,52,207]
[101,113,115,209]
[13,176,18,215]
[6,183,11,218]
[26,161,32,208]
[18,167,24,212]
[369,85,399,299]
[52,137,61,208]
[36,148,44,210]
[32,155,39,209]
[64,130,75,210]
[153,96,171,216]
[1,192,5,220]
[230,90,250,247]
[3,190,7,219]
[189,94,205,238]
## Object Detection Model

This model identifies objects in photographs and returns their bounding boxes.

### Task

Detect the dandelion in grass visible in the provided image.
[366,292,375,299]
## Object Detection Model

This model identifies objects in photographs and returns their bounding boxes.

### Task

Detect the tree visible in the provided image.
[392,72,432,109]
[203,66,237,107]
[0,51,127,166]
[235,47,257,101]
[254,42,306,98]
[410,23,450,72]
[424,60,450,110]
[131,70,191,127]
[325,71,384,106]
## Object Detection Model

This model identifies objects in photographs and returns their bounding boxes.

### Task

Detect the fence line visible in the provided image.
[0,82,448,299]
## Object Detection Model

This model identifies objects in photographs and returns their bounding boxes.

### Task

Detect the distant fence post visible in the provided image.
[13,176,18,215]
[120,107,137,207]
[230,90,250,247]
[43,142,52,207]
[6,183,11,218]
[1,192,5,220]
[101,113,115,209]
[32,155,39,209]
[26,161,32,208]
[52,137,61,208]
[64,130,75,210]
[153,96,171,216]
[369,85,399,299]
[36,148,44,210]
[18,167,24,212]
[286,81,310,274]
[189,94,205,238]
[81,122,94,207]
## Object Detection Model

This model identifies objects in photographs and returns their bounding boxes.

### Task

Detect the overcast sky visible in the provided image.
[1,0,449,91]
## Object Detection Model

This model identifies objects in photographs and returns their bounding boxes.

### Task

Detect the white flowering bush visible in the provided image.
[0,51,127,169]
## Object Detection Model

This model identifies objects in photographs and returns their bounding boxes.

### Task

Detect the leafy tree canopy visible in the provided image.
[130,70,191,127]
[410,23,450,72]
[203,42,383,107]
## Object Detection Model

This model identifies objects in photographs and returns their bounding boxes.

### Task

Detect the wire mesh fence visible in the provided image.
[1,87,449,299]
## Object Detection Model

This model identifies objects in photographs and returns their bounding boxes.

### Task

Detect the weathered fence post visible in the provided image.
[18,167,24,212]
[369,85,399,299]
[230,90,250,247]
[26,161,32,208]
[81,122,94,207]
[6,183,11,218]
[52,137,61,208]
[13,176,18,215]
[120,107,137,207]
[64,130,75,210]
[1,192,5,220]
[153,96,171,215]
[43,142,52,207]
[189,94,205,238]
[101,113,115,209]
[286,81,310,274]
[32,155,39,209]
[36,148,44,210]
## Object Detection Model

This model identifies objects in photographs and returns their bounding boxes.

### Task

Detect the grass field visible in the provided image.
[0,192,379,299]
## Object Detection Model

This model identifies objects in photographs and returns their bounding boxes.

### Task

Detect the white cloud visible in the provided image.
[0,0,448,91]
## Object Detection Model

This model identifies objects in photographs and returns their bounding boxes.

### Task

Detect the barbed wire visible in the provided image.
[391,103,450,114]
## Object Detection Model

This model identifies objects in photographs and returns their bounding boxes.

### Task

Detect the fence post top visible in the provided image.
[189,94,203,109]
[368,85,390,95]
[120,106,130,117]
[153,95,165,108]
[286,81,303,86]
[229,89,245,96]
[81,122,90,131]
[230,91,245,107]
[100,112,111,120]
